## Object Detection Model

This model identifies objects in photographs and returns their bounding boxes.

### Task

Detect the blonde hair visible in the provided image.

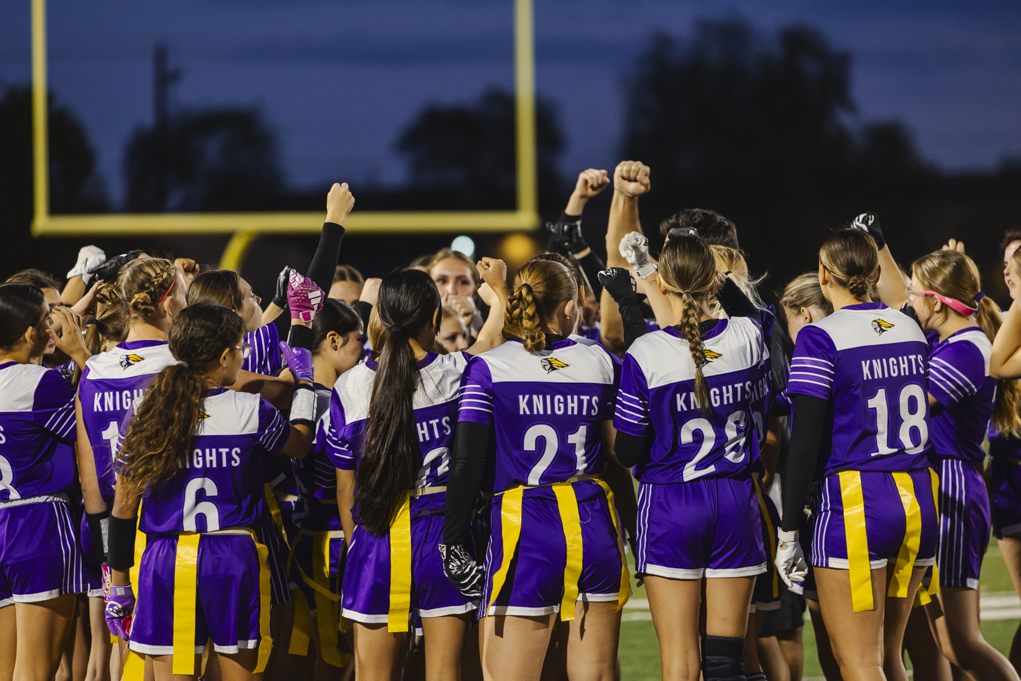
[118,257,177,320]
[819,230,879,299]
[710,245,764,310]
[913,250,1021,437]
[780,273,833,317]
[427,248,480,290]
[503,260,577,352]
[658,236,719,415]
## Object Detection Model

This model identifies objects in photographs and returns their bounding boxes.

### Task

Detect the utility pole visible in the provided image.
[152,43,182,210]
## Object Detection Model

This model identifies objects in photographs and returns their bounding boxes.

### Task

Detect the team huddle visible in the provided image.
[2,161,1021,681]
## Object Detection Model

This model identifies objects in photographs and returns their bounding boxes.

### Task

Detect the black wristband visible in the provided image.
[107,515,138,571]
[287,324,314,352]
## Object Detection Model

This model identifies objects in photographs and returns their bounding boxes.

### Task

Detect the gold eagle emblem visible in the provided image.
[703,349,722,362]
[540,357,570,374]
[871,319,894,336]
[119,354,145,369]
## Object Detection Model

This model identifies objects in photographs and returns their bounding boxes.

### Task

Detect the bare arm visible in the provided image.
[75,395,107,515]
[261,302,284,326]
[991,297,1021,379]
[336,468,357,549]
[875,245,909,310]
[601,162,651,353]
[231,370,296,409]
[468,258,509,355]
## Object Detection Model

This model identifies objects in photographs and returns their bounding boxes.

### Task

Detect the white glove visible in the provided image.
[619,232,657,279]
[67,246,106,286]
[775,529,808,592]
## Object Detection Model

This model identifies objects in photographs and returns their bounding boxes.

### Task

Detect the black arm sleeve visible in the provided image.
[286,324,313,352]
[306,222,345,293]
[353,300,373,330]
[770,318,790,409]
[614,431,652,469]
[716,278,758,319]
[576,251,605,300]
[780,394,829,531]
[620,295,649,351]
[444,421,492,546]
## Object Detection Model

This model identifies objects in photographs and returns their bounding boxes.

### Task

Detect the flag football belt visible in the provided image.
[286,529,349,667]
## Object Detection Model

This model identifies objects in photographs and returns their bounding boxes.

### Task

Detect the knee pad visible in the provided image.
[703,635,746,681]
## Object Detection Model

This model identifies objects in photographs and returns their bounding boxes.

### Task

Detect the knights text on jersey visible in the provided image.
[138,388,289,535]
[326,352,469,488]
[927,328,995,465]
[458,337,620,491]
[788,302,930,477]
[78,340,177,498]
[0,361,77,500]
[614,318,769,484]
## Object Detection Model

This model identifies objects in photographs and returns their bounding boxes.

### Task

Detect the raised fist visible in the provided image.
[614,161,651,198]
[326,182,356,225]
[574,168,610,200]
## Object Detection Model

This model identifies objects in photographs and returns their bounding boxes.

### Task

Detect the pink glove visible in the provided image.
[287,271,325,323]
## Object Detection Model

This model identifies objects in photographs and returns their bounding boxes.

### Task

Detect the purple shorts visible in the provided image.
[0,499,85,606]
[129,533,268,656]
[289,528,345,616]
[990,457,1021,539]
[936,458,990,589]
[482,481,625,617]
[752,481,781,611]
[254,504,291,605]
[810,468,938,571]
[343,494,476,623]
[636,477,766,580]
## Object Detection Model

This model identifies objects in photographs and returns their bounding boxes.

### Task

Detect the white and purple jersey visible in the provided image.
[788,302,930,477]
[327,352,469,487]
[242,323,282,377]
[0,362,77,500]
[614,318,769,484]
[137,388,289,535]
[79,340,177,498]
[458,338,620,492]
[291,383,341,531]
[927,329,994,465]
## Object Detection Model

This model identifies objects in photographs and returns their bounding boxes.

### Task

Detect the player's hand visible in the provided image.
[597,268,637,303]
[775,529,808,593]
[942,238,965,254]
[287,271,325,323]
[850,212,886,250]
[279,342,315,383]
[614,161,651,198]
[47,307,90,366]
[359,278,381,308]
[326,182,355,225]
[575,168,610,200]
[67,245,106,286]
[439,543,484,599]
[271,266,291,310]
[105,584,135,640]
[444,295,477,329]
[70,281,101,317]
[476,258,508,296]
[174,258,199,290]
[619,232,657,279]
[545,218,588,255]
[89,250,143,284]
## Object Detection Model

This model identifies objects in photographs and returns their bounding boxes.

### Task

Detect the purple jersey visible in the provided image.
[327,353,469,487]
[291,384,340,531]
[788,303,930,478]
[79,340,177,498]
[137,389,289,535]
[242,323,282,376]
[927,328,994,465]
[614,318,769,484]
[0,362,77,500]
[458,338,620,492]
[990,426,1021,460]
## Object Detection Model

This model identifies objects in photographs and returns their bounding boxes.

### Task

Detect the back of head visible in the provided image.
[186,270,243,311]
[357,269,441,535]
[333,265,364,285]
[5,269,61,291]
[0,284,46,351]
[781,273,833,317]
[819,229,879,299]
[659,209,739,249]
[312,298,362,354]
[120,305,243,496]
[503,259,578,353]
[710,245,763,308]
[118,257,177,321]
[657,236,719,415]
[85,283,129,354]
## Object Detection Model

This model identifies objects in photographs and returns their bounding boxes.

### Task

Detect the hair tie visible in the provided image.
[155,277,176,307]
[975,292,986,302]
[682,290,693,296]
[389,324,406,334]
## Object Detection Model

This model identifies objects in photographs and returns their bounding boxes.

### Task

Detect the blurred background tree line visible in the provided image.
[1,18,1017,303]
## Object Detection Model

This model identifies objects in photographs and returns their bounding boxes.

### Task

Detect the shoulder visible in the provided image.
[0,363,50,411]
[333,363,374,421]
[813,305,925,351]
[197,390,264,435]
[936,329,992,373]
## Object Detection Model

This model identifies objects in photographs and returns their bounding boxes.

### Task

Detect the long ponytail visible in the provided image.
[356,269,441,536]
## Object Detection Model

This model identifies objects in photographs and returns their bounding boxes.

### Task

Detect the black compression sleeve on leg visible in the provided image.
[306,222,345,293]
[780,394,829,532]
[702,636,746,681]
[444,421,493,546]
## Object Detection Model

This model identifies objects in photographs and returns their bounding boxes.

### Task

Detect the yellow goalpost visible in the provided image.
[29,0,540,270]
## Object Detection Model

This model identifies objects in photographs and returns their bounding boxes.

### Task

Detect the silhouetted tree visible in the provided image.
[395,88,565,212]
[123,108,284,212]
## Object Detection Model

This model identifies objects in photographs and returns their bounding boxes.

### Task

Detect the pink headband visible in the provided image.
[923,290,977,316]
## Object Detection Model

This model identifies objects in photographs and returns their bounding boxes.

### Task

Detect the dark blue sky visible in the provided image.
[2,0,1020,206]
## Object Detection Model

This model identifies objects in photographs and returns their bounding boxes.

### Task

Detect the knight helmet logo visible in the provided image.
[198,411,211,420]
[703,349,722,363]
[871,319,895,336]
[119,354,145,369]
[540,357,570,374]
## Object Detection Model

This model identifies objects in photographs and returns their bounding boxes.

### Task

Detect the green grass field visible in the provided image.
[618,542,1020,680]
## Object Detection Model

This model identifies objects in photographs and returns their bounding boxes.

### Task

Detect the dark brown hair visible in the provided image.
[118,305,243,495]
[5,269,61,291]
[819,229,879,299]
[0,284,46,350]
[186,270,244,312]
[312,299,362,356]
[999,229,1021,255]
[503,259,577,353]
[333,265,364,285]
[659,209,738,249]
[356,269,441,536]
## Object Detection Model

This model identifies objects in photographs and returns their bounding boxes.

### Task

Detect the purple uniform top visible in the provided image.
[458,338,620,492]
[291,384,341,531]
[135,389,289,536]
[242,323,282,377]
[788,303,930,478]
[79,340,177,498]
[990,425,1021,460]
[0,362,77,500]
[614,318,769,484]
[327,353,469,487]
[927,328,994,465]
